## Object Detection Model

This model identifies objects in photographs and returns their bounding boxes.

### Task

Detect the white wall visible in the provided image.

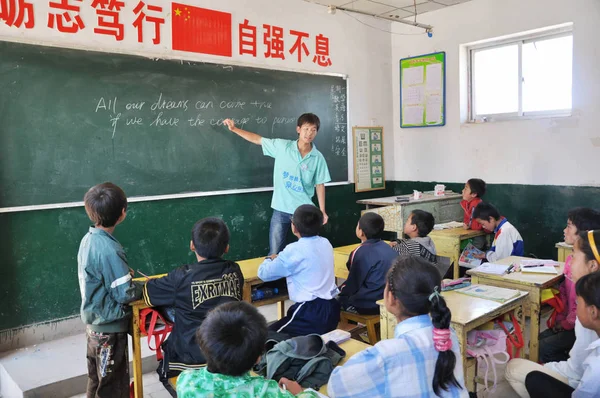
[391,0,600,186]
[0,0,395,181]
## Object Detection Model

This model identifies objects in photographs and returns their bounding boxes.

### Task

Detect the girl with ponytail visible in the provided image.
[324,255,466,397]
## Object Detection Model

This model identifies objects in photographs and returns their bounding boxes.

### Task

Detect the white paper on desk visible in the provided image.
[403,65,424,85]
[403,106,424,125]
[521,266,558,275]
[473,263,510,275]
[433,221,464,230]
[426,95,442,123]
[521,259,560,267]
[426,63,442,91]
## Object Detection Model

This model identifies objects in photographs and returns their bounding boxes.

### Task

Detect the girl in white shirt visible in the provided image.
[525,263,600,397]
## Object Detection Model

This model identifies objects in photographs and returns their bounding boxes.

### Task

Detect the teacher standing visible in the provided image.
[223,113,330,255]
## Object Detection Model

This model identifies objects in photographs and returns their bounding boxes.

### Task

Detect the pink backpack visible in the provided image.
[466,329,510,392]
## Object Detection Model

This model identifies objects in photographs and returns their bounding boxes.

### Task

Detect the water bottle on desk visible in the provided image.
[251,287,279,301]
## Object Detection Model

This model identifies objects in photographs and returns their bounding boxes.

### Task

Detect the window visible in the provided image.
[469,28,573,121]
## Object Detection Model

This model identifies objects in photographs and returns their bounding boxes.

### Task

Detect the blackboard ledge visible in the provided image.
[0,181,350,214]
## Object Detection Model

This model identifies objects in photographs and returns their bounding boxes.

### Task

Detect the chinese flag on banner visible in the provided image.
[171,3,232,56]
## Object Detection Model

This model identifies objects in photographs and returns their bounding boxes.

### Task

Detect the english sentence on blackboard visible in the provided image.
[94,94,296,138]
[95,93,274,113]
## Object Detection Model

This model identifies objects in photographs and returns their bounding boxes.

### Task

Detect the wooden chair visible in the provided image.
[339,311,380,345]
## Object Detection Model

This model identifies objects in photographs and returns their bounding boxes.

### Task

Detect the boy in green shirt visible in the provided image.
[177,301,320,398]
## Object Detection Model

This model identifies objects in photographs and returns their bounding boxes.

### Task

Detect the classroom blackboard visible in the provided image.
[0,41,348,208]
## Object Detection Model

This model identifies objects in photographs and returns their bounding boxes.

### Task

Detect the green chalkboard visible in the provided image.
[0,41,349,207]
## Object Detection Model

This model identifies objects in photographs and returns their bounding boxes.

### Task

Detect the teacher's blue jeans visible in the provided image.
[269,210,293,255]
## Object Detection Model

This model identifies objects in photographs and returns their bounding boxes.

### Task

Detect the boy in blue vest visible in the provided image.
[78,182,142,398]
[338,212,398,315]
[258,205,340,336]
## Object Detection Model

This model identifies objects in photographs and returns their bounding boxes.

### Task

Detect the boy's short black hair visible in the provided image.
[473,202,501,221]
[297,113,320,131]
[467,178,487,198]
[196,301,268,377]
[83,182,127,228]
[292,205,323,237]
[192,217,230,259]
[568,207,600,233]
[410,210,435,237]
[359,212,385,239]
[575,271,600,310]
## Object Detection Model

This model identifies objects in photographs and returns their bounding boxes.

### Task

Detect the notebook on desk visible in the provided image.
[521,266,558,275]
[471,262,510,275]
[456,284,521,303]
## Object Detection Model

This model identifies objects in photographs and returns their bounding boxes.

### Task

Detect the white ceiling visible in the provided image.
[310,0,471,18]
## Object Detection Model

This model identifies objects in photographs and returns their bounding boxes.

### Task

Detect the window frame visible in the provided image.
[468,27,573,122]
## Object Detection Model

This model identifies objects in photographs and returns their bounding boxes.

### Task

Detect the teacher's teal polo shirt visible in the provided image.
[262,138,331,214]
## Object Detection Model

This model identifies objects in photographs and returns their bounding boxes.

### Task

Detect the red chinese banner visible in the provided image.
[172,2,232,57]
[0,0,34,28]
[48,0,85,33]
[91,0,124,41]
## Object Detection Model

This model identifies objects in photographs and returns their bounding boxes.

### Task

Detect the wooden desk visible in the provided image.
[317,338,371,395]
[168,338,371,396]
[555,242,573,262]
[429,227,489,279]
[357,192,463,236]
[467,256,565,363]
[378,290,528,392]
[130,256,290,398]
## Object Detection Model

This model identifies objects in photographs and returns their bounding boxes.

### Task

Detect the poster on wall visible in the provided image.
[400,51,446,128]
[353,126,385,192]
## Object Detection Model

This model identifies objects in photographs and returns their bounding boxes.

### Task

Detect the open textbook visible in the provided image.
[459,243,485,267]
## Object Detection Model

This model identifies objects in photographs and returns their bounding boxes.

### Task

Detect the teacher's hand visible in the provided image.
[223,118,236,131]
[322,211,329,225]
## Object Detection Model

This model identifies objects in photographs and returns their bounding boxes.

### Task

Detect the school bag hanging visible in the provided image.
[138,307,174,361]
[466,328,510,392]
[541,288,565,329]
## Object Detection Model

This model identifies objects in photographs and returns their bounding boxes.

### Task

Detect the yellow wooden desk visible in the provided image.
[555,242,573,262]
[168,338,371,396]
[130,256,290,398]
[333,241,393,280]
[378,289,528,392]
[429,227,490,279]
[467,256,565,363]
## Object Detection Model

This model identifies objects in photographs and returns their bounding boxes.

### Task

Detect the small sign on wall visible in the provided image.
[353,126,385,192]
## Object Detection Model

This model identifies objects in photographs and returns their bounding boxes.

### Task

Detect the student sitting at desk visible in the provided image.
[525,271,600,398]
[280,256,467,397]
[461,178,487,249]
[258,205,340,337]
[177,301,319,398]
[337,212,398,315]
[505,230,600,397]
[390,209,437,264]
[472,202,523,262]
[143,218,243,388]
[539,208,600,363]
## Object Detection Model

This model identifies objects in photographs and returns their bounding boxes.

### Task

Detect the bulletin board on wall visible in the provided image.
[353,126,385,192]
[400,51,446,128]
